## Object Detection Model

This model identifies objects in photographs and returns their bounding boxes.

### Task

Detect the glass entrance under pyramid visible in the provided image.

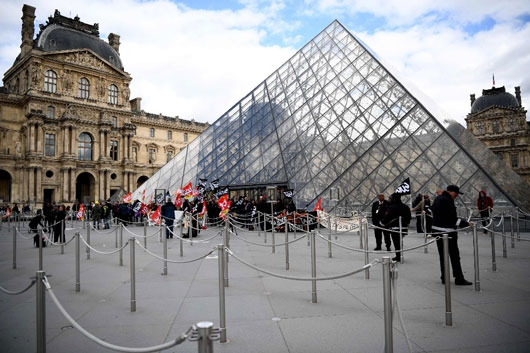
[133,20,530,212]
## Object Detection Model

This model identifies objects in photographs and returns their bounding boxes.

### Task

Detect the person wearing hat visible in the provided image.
[432,185,472,285]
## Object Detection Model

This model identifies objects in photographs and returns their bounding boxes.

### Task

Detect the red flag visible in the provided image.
[313,197,323,211]
[122,192,132,203]
[3,208,11,219]
[77,204,85,220]
[174,193,183,208]
[140,203,149,215]
[182,182,193,200]
[198,200,207,217]
[149,205,161,225]
[217,195,231,219]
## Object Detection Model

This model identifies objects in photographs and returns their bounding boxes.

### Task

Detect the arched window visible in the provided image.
[46,106,55,119]
[183,132,188,142]
[108,84,118,104]
[166,150,173,162]
[78,77,90,98]
[78,132,93,161]
[44,70,57,93]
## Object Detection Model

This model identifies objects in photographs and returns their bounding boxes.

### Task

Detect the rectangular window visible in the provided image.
[46,106,55,119]
[148,149,155,164]
[112,116,118,128]
[510,138,516,147]
[132,146,137,161]
[511,154,518,168]
[184,132,188,142]
[167,130,172,140]
[110,140,118,161]
[45,133,55,156]
[150,128,155,137]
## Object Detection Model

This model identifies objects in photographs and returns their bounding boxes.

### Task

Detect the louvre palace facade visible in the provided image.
[0,5,208,207]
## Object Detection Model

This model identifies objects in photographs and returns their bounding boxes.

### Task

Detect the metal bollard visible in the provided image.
[443,234,452,326]
[196,321,215,353]
[130,238,136,312]
[490,225,496,272]
[359,218,363,249]
[271,216,275,254]
[75,232,80,292]
[119,224,124,266]
[334,220,338,240]
[258,212,261,237]
[223,222,229,288]
[510,214,515,248]
[38,229,44,271]
[399,217,404,264]
[60,220,65,255]
[264,214,268,244]
[284,218,290,270]
[86,225,91,260]
[115,225,118,248]
[160,225,163,244]
[162,227,168,276]
[472,223,481,292]
[328,224,333,258]
[13,227,17,269]
[180,222,184,257]
[516,210,520,241]
[144,219,147,249]
[382,257,393,353]
[328,217,332,243]
[310,230,317,304]
[188,214,192,240]
[502,213,507,258]
[36,270,46,353]
[217,245,227,343]
[423,213,428,253]
[364,221,370,280]
[293,212,297,238]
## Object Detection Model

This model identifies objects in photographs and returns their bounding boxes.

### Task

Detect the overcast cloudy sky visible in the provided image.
[1,0,529,126]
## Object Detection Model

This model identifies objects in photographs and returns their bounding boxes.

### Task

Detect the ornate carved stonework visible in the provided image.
[64,51,105,70]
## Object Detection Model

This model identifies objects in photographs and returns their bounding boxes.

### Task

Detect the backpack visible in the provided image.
[29,216,39,229]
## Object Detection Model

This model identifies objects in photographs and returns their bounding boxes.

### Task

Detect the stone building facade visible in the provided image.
[0,5,208,207]
[466,86,530,185]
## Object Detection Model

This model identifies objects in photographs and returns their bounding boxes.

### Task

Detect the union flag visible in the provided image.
[77,204,85,220]
[122,192,133,203]
[182,182,193,200]
[150,205,161,225]
[313,197,323,211]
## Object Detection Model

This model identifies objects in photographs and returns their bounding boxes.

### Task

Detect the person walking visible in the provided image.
[371,194,391,251]
[477,190,493,234]
[381,193,411,261]
[161,199,176,238]
[432,185,472,285]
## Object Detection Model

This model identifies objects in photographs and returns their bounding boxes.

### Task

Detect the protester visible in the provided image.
[477,190,493,234]
[432,185,472,285]
[381,193,411,261]
[53,205,66,243]
[29,209,46,247]
[91,201,102,229]
[371,193,391,251]
[161,198,176,238]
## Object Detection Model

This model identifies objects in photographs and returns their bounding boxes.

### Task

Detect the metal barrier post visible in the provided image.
[13,227,17,269]
[75,232,80,292]
[364,221,370,280]
[502,213,507,258]
[472,223,480,291]
[188,214,192,240]
[257,212,261,237]
[7,213,11,230]
[443,234,452,326]
[334,220,338,240]
[162,226,168,276]
[196,321,215,353]
[271,215,275,254]
[490,224,496,272]
[224,221,229,287]
[60,220,65,254]
[264,214,268,244]
[516,210,520,241]
[510,214,515,248]
[179,220,184,257]
[399,216,404,264]
[285,217,290,270]
[328,222,333,258]
[119,224,124,266]
[382,257,393,353]
[38,229,44,271]
[328,217,332,243]
[86,224,91,260]
[130,237,136,312]
[423,213,428,253]
[293,212,297,238]
[310,230,317,304]
[159,224,163,244]
[144,218,147,249]
[36,270,46,353]
[115,225,118,248]
[217,245,227,343]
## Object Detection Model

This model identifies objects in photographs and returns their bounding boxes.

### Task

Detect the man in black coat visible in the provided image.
[432,185,472,285]
[161,199,177,238]
[381,193,411,262]
[371,194,391,251]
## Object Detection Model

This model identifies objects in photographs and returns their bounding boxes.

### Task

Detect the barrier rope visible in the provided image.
[227,247,378,281]
[115,218,145,225]
[42,233,75,246]
[43,276,192,352]
[122,225,161,238]
[79,235,129,255]
[0,278,36,295]
[15,227,36,240]
[166,226,221,244]
[88,224,119,234]
[229,228,307,247]
[134,240,214,263]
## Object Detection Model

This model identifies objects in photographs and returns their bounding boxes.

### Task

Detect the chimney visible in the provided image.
[515,86,521,106]
[20,4,36,57]
[470,94,475,106]
[108,33,120,54]
[130,97,142,112]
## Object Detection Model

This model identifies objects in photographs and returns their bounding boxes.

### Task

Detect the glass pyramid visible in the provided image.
[133,20,530,212]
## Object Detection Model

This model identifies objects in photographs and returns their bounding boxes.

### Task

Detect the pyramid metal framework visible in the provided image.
[133,20,526,211]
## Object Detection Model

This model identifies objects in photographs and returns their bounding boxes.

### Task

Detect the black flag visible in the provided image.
[210,179,219,191]
[395,178,411,195]
[283,189,294,198]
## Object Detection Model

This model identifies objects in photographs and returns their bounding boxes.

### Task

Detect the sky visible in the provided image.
[1,0,530,126]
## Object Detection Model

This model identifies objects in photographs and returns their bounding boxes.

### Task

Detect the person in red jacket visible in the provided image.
[477,190,493,234]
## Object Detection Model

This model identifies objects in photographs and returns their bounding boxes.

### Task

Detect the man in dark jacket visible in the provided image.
[371,194,391,251]
[161,199,177,238]
[432,185,472,285]
[381,193,411,262]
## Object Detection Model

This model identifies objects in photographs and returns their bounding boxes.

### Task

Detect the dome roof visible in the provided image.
[35,24,123,71]
[471,86,520,114]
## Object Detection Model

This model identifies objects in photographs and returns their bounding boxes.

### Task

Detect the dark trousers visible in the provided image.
[436,232,464,280]
[53,223,65,243]
[390,228,407,260]
[374,225,391,248]
[165,219,174,238]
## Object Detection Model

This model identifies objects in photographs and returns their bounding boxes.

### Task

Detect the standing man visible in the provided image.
[161,198,176,238]
[371,194,391,251]
[432,185,472,285]
[477,190,493,234]
[381,193,411,261]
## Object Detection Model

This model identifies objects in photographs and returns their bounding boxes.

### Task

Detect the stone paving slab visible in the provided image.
[1,220,530,353]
